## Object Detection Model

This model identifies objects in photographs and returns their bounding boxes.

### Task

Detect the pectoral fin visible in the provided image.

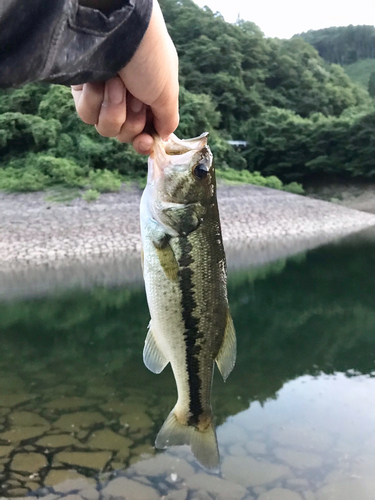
[216,310,236,381]
[155,243,179,281]
[143,322,169,374]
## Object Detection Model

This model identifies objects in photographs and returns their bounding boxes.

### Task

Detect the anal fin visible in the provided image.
[143,322,169,374]
[216,309,236,381]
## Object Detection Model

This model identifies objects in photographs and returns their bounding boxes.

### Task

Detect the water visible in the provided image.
[0,231,375,499]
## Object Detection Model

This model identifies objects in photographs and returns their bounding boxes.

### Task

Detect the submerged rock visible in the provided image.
[0,394,32,408]
[0,445,14,457]
[9,411,49,427]
[36,434,81,448]
[258,487,303,500]
[186,473,248,500]
[222,456,291,487]
[11,452,47,473]
[130,453,194,479]
[316,478,375,500]
[54,451,112,470]
[88,429,133,452]
[0,425,50,443]
[274,448,323,469]
[119,412,153,431]
[45,397,98,410]
[45,469,90,488]
[102,477,159,500]
[52,412,106,431]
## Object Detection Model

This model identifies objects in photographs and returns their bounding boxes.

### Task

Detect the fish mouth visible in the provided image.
[149,133,209,182]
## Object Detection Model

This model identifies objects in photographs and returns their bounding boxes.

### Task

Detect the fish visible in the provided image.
[140,132,236,469]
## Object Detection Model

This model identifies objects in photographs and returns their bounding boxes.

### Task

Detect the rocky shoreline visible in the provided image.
[1,185,375,299]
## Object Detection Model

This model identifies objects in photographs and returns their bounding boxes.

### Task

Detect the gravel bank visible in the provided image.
[1,185,375,299]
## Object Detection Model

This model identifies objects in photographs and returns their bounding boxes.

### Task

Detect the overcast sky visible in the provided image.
[193,0,375,39]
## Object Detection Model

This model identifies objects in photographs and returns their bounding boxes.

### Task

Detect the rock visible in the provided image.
[131,453,194,479]
[110,461,126,470]
[7,487,29,497]
[228,443,248,457]
[44,469,94,490]
[36,434,80,448]
[303,492,316,500]
[287,479,310,490]
[131,443,155,457]
[274,448,323,469]
[272,425,332,452]
[316,479,375,500]
[101,400,147,414]
[189,492,212,500]
[87,429,133,451]
[217,422,249,446]
[54,451,112,470]
[9,411,49,426]
[316,478,375,500]
[222,456,291,487]
[102,477,159,500]
[0,394,31,408]
[61,496,83,500]
[25,481,40,491]
[0,426,49,443]
[162,488,188,500]
[80,486,100,500]
[186,473,248,500]
[10,472,27,481]
[45,397,98,410]
[119,412,153,431]
[245,440,267,455]
[52,412,106,431]
[34,494,59,500]
[0,445,14,457]
[11,453,47,473]
[258,488,303,500]
[351,454,375,476]
[0,376,25,393]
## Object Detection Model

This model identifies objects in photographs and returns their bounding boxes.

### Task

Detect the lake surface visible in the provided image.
[0,230,375,499]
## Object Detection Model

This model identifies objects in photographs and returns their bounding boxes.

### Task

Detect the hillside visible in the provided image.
[343,58,375,88]
[295,25,375,65]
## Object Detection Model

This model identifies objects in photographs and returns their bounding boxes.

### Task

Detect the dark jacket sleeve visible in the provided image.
[0,0,152,88]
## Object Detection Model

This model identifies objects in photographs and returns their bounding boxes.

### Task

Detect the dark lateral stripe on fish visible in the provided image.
[178,237,204,426]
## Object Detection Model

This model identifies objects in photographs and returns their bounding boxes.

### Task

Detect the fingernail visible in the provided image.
[108,79,124,105]
[130,97,143,113]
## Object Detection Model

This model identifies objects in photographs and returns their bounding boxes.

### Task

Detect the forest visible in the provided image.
[0,0,374,193]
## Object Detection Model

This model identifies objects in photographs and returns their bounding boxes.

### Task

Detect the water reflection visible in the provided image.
[0,232,374,498]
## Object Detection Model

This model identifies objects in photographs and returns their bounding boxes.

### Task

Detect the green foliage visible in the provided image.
[344,59,375,88]
[88,169,122,192]
[240,107,375,180]
[82,189,100,202]
[368,71,375,98]
[216,166,304,193]
[296,25,375,65]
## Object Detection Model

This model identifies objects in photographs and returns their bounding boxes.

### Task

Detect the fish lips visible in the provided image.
[149,133,210,184]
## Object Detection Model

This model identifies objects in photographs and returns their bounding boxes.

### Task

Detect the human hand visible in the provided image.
[71,0,179,155]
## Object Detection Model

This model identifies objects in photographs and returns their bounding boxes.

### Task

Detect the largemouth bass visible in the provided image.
[140,133,236,469]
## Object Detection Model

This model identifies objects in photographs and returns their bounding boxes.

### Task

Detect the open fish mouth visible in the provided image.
[150,133,209,182]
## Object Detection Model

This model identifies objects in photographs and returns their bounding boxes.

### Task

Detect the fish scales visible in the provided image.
[140,133,236,469]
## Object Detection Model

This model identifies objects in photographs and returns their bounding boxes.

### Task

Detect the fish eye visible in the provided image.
[193,163,209,180]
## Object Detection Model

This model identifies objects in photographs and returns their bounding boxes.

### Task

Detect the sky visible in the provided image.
[193,0,375,39]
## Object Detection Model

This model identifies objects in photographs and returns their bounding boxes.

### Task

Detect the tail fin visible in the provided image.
[155,409,219,470]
